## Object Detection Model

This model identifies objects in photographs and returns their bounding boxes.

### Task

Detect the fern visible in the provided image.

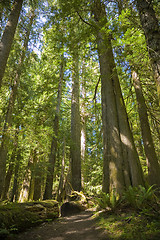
[96,190,121,211]
[124,185,157,209]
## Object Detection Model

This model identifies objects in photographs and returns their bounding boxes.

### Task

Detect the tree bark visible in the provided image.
[71,48,81,191]
[28,149,37,201]
[33,163,42,201]
[81,60,87,186]
[1,163,14,200]
[0,0,23,88]
[18,154,32,202]
[136,0,160,104]
[132,70,160,187]
[0,11,34,199]
[93,0,145,194]
[43,56,64,200]
[57,136,66,202]
[10,133,21,202]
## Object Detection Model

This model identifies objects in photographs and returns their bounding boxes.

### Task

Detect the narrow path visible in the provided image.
[16,210,109,240]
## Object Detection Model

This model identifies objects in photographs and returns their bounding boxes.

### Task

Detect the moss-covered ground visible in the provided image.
[0,200,59,239]
[95,208,160,240]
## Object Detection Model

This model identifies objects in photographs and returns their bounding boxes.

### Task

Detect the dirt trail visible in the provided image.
[16,210,109,240]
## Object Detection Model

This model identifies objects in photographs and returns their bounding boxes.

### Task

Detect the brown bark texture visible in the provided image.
[71,49,81,191]
[0,0,23,88]
[93,0,145,194]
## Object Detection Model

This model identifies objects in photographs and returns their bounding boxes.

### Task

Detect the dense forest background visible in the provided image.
[0,0,160,203]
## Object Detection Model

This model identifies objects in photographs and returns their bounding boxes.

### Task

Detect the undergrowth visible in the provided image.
[95,185,160,239]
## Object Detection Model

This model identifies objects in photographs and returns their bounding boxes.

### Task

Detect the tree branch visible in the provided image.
[76,11,96,29]
[93,76,101,101]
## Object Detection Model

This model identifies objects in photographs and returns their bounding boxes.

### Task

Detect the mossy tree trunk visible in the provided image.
[93,0,145,195]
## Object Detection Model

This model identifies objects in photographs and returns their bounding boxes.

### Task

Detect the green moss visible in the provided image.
[0,200,59,234]
[96,211,160,240]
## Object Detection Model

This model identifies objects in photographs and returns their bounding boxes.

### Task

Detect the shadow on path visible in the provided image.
[16,210,109,240]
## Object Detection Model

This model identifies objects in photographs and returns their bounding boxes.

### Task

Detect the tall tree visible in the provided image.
[0,0,23,88]
[43,55,64,199]
[0,11,34,198]
[116,0,160,187]
[71,47,81,191]
[93,0,145,194]
[81,60,87,186]
[136,0,160,104]
[132,70,160,187]
[10,145,21,202]
[57,136,66,202]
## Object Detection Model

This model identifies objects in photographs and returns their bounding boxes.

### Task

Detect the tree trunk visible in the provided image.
[71,49,81,191]
[136,0,160,104]
[93,0,145,194]
[43,56,64,199]
[10,148,21,202]
[28,149,37,201]
[0,0,23,87]
[0,11,34,199]
[81,61,87,186]
[57,137,66,202]
[18,155,32,202]
[33,163,42,201]
[1,163,14,200]
[132,70,160,186]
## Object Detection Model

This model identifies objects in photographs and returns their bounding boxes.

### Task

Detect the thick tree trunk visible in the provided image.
[132,70,160,186]
[113,68,145,187]
[0,0,23,87]
[43,57,64,200]
[97,34,126,194]
[136,0,160,104]
[18,155,32,202]
[93,0,144,194]
[71,49,81,191]
[0,12,34,199]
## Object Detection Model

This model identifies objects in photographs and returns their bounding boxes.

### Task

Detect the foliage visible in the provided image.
[96,190,122,211]
[95,187,160,239]
[96,185,159,215]
[0,0,160,211]
[124,185,157,210]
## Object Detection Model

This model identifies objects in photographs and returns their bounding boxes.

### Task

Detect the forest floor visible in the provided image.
[15,210,109,240]
[13,207,160,240]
